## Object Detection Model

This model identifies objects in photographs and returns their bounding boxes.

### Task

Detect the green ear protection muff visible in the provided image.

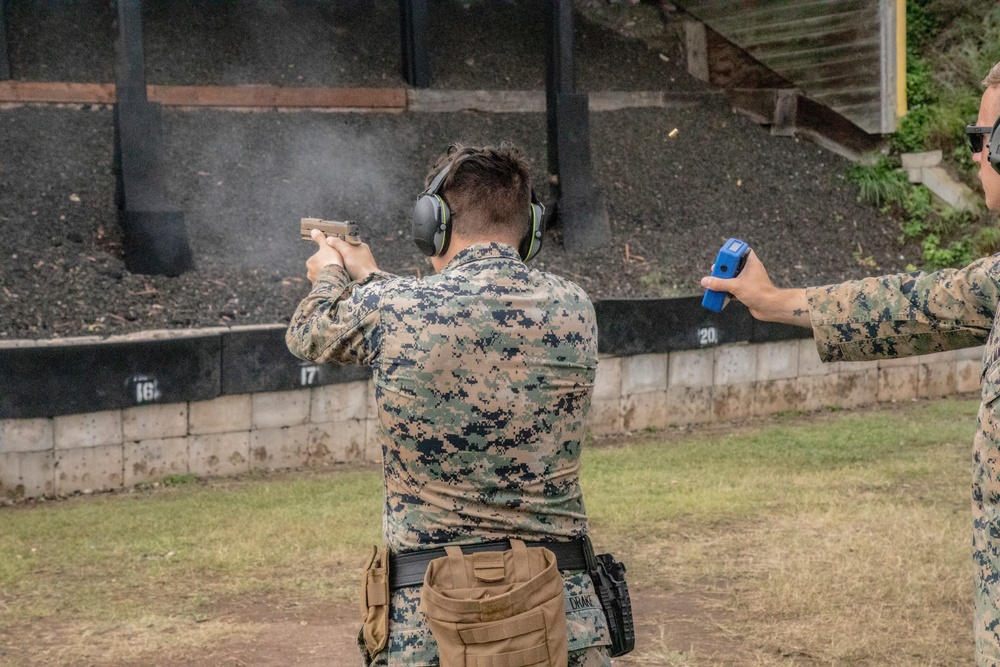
[411,161,546,262]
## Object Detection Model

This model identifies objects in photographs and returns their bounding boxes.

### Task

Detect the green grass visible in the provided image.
[0,399,980,666]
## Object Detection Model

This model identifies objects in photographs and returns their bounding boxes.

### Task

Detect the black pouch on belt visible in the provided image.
[584,537,635,657]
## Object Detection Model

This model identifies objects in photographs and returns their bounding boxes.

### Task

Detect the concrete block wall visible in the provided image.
[0,340,985,500]
[0,380,379,499]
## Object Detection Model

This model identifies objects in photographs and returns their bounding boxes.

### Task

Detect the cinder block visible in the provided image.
[0,450,55,498]
[755,378,807,416]
[828,358,876,373]
[664,386,713,425]
[621,354,668,396]
[668,348,714,388]
[252,390,310,430]
[756,341,799,382]
[922,349,958,364]
[593,356,622,401]
[190,395,252,435]
[55,443,123,494]
[836,370,878,409]
[189,431,250,477]
[957,345,986,361]
[250,425,308,471]
[367,380,379,418]
[957,359,984,394]
[714,344,757,386]
[798,338,833,377]
[308,419,367,464]
[877,355,920,368]
[124,437,188,486]
[713,383,755,422]
[365,420,383,463]
[798,374,842,412]
[123,403,187,441]
[0,418,54,454]
[901,150,942,170]
[622,391,668,432]
[918,362,957,398]
[54,410,122,450]
[586,398,622,437]
[311,381,369,423]
[878,366,919,403]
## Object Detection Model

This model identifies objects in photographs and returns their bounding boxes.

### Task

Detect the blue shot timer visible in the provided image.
[702,238,750,312]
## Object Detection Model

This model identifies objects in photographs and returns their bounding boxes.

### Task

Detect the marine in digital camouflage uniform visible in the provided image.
[286,143,612,666]
[700,63,1000,665]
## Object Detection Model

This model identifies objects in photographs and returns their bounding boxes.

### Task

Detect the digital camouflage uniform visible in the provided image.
[805,255,1000,666]
[286,243,612,666]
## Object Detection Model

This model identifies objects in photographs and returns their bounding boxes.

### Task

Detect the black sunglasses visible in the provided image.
[967,125,994,153]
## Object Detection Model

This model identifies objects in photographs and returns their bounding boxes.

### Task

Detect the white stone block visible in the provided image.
[798,338,833,377]
[798,374,841,412]
[714,344,756,386]
[308,419,367,464]
[1,450,55,498]
[921,349,958,364]
[367,380,379,418]
[250,425,308,471]
[756,341,799,381]
[878,366,919,403]
[189,431,250,477]
[622,391,668,432]
[252,390,310,430]
[877,355,920,368]
[713,383,755,421]
[0,418,54,453]
[827,358,876,373]
[593,356,622,401]
[55,443,123,494]
[54,410,122,450]
[365,420,383,463]
[664,387,713,426]
[918,362,957,399]
[586,398,622,437]
[836,370,879,409]
[621,354,668,396]
[921,166,979,211]
[957,359,984,394]
[901,150,942,170]
[957,345,986,361]
[311,381,369,423]
[123,403,187,441]
[124,437,188,486]
[668,348,714,388]
[755,378,806,416]
[189,395,252,435]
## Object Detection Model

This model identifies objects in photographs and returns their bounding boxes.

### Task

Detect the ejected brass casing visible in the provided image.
[300,218,362,244]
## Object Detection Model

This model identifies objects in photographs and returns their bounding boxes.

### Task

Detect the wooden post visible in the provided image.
[0,0,10,80]
[399,0,430,88]
[685,21,708,83]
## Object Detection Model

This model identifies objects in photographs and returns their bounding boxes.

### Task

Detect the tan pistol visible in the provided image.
[300,218,362,244]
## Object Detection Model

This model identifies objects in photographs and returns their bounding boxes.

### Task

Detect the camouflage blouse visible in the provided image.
[286,242,598,553]
[807,255,1000,665]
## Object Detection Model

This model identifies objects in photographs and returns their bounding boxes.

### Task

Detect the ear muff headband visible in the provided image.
[411,156,547,262]
[989,116,1000,175]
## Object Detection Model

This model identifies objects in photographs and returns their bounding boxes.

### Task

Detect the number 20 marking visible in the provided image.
[697,327,718,346]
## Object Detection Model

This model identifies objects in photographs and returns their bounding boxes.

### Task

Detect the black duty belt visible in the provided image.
[389,538,590,589]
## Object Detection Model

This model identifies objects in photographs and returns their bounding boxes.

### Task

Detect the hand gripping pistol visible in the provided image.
[299,218,362,245]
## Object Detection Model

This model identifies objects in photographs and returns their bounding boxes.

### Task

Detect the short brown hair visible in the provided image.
[983,61,1000,88]
[425,143,533,241]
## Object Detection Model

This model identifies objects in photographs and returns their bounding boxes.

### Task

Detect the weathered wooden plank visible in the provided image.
[0,81,115,103]
[147,85,406,109]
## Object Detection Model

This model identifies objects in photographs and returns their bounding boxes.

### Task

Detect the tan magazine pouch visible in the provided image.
[359,545,390,657]
[419,540,568,667]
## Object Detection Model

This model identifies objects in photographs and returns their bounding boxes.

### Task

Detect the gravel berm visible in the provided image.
[0,1,918,340]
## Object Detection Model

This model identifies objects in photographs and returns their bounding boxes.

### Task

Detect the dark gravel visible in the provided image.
[0,1,917,340]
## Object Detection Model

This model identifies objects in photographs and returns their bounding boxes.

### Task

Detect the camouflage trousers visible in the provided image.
[360,570,613,667]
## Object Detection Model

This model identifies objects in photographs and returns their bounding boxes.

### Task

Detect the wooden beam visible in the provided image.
[0,0,9,80]
[685,21,709,82]
[0,81,406,110]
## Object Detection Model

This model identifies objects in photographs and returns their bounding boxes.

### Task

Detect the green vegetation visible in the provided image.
[0,399,979,666]
[846,0,1000,271]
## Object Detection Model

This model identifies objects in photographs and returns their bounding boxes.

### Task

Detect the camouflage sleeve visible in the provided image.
[284,264,388,366]
[806,256,1000,362]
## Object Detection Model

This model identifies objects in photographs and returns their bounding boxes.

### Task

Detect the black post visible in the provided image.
[399,0,430,88]
[113,0,192,276]
[0,0,10,80]
[543,0,609,252]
